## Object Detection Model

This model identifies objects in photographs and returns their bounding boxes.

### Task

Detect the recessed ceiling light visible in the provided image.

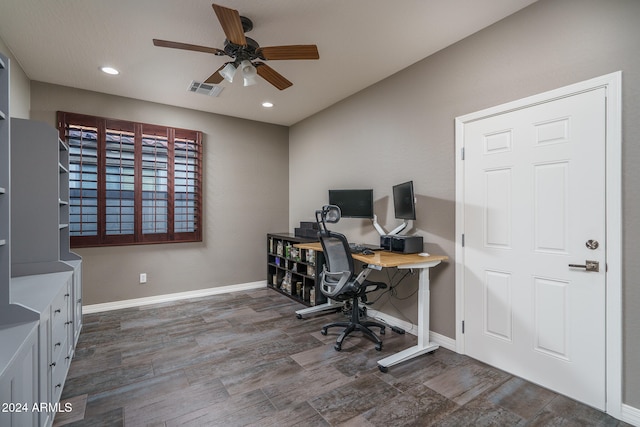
[100,66,120,75]
[262,102,274,108]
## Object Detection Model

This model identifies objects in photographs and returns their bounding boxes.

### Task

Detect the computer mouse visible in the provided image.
[362,249,374,255]
[418,252,430,257]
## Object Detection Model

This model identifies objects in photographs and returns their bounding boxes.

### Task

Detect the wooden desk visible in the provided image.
[294,242,448,372]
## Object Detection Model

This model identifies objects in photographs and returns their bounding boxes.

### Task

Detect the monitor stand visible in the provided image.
[372,214,408,236]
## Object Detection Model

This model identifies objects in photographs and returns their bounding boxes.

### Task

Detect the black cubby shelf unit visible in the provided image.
[267,233,327,307]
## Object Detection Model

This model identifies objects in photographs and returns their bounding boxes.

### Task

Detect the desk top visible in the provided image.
[294,242,448,268]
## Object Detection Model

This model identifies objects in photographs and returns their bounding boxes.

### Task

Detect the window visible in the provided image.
[57,112,203,247]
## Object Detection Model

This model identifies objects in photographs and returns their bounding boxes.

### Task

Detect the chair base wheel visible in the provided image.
[321,329,327,335]
[375,343,382,351]
[378,365,388,373]
[379,328,385,335]
[296,314,302,319]
[334,344,342,351]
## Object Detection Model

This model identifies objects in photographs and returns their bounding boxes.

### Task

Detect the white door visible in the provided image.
[462,87,606,409]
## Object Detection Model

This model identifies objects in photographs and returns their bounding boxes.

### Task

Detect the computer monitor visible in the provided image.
[393,181,416,220]
[328,189,374,219]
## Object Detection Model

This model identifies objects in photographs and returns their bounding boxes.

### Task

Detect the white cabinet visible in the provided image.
[11,272,74,427]
[0,322,39,427]
[64,260,82,347]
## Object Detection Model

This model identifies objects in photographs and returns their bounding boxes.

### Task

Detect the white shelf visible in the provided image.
[59,224,69,230]
[58,199,69,206]
[58,138,69,152]
[0,187,6,194]
[58,163,69,174]
[0,239,6,246]
[0,110,5,120]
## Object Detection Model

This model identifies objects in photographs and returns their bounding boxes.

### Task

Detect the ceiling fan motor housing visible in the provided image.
[223,36,260,64]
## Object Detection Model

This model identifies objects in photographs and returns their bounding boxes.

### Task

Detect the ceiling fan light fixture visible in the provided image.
[239,60,258,86]
[240,60,257,78]
[219,63,237,82]
[243,75,258,87]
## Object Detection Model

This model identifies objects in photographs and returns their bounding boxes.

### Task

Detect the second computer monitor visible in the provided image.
[393,181,416,220]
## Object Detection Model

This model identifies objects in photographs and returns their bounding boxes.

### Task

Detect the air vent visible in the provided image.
[187,81,224,97]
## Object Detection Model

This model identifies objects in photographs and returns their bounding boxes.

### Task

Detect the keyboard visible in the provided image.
[349,243,380,254]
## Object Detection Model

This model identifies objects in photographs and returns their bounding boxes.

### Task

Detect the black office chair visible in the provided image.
[316,205,388,351]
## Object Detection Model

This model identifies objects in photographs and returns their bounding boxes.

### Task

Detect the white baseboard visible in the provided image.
[82,280,267,314]
[622,403,640,426]
[367,308,456,352]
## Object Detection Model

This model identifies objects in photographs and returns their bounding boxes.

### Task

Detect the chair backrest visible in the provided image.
[318,229,355,280]
[315,204,356,298]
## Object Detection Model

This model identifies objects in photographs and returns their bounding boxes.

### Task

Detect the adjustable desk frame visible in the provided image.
[293,242,447,371]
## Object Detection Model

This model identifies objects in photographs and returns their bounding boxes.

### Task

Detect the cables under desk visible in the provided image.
[364,267,416,305]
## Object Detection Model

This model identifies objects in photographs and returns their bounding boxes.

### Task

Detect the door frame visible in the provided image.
[454,72,622,417]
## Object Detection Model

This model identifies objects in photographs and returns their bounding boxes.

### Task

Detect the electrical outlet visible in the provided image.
[139,273,147,284]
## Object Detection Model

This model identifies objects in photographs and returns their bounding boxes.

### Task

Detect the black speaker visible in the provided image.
[390,235,423,254]
[380,235,393,251]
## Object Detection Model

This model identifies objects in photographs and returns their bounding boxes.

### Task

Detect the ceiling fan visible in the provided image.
[153,3,319,90]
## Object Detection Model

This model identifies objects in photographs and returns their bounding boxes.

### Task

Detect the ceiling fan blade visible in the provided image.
[257,45,319,61]
[153,39,224,55]
[204,64,226,84]
[255,62,293,90]
[212,3,247,46]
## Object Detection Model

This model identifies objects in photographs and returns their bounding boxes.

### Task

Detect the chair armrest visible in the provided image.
[320,269,352,298]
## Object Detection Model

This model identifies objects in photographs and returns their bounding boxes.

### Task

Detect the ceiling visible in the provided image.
[0,0,538,126]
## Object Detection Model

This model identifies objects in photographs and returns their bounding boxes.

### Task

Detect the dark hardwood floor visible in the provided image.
[55,288,628,426]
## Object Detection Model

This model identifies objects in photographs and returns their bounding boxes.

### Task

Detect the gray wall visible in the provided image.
[288,0,640,407]
[30,82,290,305]
[0,38,30,118]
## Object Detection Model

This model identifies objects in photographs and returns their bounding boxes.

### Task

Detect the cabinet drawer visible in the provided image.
[50,339,70,403]
[51,308,66,350]
[51,284,71,359]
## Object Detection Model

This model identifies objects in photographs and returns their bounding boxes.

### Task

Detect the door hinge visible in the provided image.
[462,320,465,334]
[461,147,465,160]
[461,234,465,247]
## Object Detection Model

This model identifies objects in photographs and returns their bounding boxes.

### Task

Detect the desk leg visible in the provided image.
[295,299,343,318]
[377,266,439,371]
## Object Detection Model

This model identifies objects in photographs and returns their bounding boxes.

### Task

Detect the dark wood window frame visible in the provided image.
[57,111,203,248]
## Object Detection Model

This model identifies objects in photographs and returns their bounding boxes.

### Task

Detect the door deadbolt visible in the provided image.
[568,260,599,272]
[586,240,599,250]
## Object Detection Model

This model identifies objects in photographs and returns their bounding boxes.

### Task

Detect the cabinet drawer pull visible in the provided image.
[54,309,61,314]
[54,342,61,348]
[55,384,62,389]
[50,362,56,367]
[65,293,70,297]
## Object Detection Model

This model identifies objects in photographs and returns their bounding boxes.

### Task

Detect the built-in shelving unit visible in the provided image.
[0,52,42,427]
[9,118,84,426]
[0,77,82,424]
[267,233,327,307]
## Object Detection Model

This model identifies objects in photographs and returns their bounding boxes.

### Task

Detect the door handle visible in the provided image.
[568,260,599,272]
